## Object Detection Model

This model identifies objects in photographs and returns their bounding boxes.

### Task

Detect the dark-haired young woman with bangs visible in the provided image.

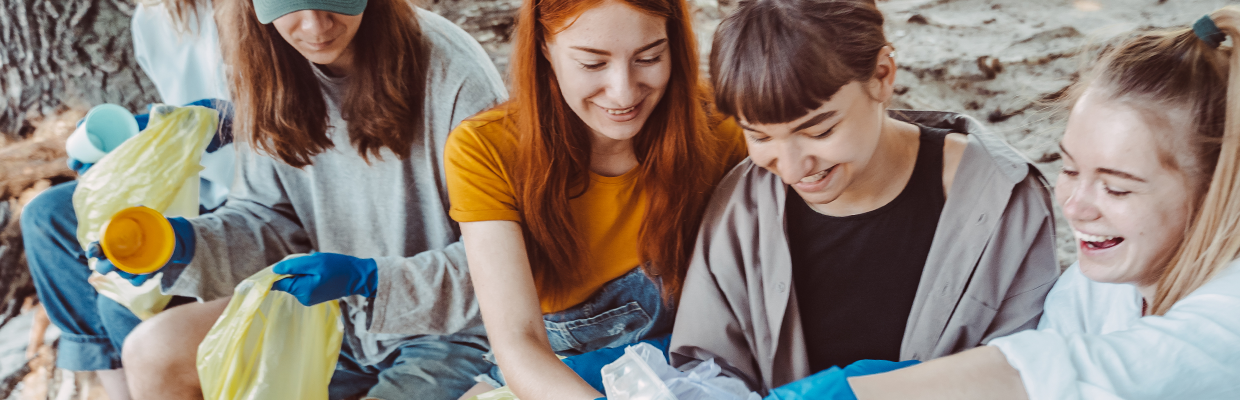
[444,0,747,399]
[668,0,1060,396]
[107,0,508,399]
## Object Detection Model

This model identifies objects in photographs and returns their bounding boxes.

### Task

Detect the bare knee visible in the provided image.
[122,298,228,396]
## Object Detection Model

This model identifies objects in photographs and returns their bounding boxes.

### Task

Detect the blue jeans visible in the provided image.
[22,181,143,371]
[478,267,675,387]
[329,335,490,400]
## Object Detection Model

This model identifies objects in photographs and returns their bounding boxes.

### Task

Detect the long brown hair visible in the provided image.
[508,0,717,303]
[1076,15,1238,315]
[218,0,428,168]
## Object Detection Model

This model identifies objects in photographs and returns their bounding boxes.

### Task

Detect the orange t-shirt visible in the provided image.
[445,108,747,313]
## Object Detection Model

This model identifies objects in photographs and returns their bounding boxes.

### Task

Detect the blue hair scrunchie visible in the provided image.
[1195,14,1226,48]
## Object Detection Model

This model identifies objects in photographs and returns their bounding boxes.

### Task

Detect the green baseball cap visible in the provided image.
[253,0,368,24]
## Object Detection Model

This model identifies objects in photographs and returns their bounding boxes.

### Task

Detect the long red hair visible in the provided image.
[508,0,719,304]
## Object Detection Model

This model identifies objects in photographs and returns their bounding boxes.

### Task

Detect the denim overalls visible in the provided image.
[477,266,675,387]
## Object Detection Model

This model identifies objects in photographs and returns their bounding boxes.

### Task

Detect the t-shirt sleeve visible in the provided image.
[989,264,1240,400]
[445,119,522,222]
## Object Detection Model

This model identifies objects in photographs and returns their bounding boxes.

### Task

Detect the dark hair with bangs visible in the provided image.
[710,0,888,124]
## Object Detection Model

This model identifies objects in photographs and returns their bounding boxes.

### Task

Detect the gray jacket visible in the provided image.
[158,8,507,366]
[669,111,1061,393]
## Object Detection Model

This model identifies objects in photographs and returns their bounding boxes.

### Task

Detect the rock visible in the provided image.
[976,55,1003,80]
[425,0,522,74]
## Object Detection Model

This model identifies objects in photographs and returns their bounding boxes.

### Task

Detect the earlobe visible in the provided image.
[871,46,898,101]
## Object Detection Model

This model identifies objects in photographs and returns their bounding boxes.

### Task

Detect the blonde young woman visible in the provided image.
[21,1,230,399]
[778,7,1240,400]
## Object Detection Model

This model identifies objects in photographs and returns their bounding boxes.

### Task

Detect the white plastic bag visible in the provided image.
[601,343,761,400]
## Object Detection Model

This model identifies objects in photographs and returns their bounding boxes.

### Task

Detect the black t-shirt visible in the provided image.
[785,125,949,373]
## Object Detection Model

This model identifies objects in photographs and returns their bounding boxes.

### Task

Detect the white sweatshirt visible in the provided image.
[990,261,1240,400]
[131,2,233,210]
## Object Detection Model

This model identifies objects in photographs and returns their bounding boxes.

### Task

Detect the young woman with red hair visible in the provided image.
[445,0,746,398]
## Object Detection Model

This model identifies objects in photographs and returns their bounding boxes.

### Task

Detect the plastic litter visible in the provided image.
[469,386,519,400]
[73,104,218,319]
[65,104,140,163]
[197,264,344,400]
[601,342,760,400]
[98,205,176,275]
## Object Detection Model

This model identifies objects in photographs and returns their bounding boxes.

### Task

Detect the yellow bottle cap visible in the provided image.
[99,206,174,275]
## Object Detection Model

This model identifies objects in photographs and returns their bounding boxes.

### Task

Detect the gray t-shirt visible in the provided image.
[160,7,507,365]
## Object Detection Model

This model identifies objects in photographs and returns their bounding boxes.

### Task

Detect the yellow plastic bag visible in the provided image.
[197,264,344,400]
[470,387,520,400]
[72,105,218,319]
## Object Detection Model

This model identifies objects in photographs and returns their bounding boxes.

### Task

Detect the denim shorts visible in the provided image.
[477,266,675,387]
[329,334,490,400]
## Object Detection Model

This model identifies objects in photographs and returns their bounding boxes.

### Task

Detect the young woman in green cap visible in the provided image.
[108,0,508,399]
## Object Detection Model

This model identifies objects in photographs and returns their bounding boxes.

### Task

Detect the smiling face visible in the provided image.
[1057,88,1199,288]
[542,0,671,146]
[272,10,364,74]
[741,81,890,206]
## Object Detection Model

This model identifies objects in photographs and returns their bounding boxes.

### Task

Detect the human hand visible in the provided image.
[563,335,672,393]
[270,252,379,306]
[86,216,195,286]
[184,99,234,152]
[88,242,154,285]
[1209,6,1240,38]
[68,158,94,175]
[764,359,920,400]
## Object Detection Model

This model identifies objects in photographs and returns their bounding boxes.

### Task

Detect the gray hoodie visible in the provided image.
[158,8,507,366]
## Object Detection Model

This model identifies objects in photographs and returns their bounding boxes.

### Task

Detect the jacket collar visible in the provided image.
[891,110,1033,185]
[755,110,1035,370]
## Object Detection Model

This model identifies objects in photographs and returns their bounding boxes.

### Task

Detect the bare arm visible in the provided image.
[848,346,1028,400]
[460,221,602,400]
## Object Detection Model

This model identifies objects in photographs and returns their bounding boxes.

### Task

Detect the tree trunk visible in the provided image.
[0,0,159,140]
[426,0,521,74]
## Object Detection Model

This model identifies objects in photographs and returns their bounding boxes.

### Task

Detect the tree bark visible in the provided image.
[0,0,159,140]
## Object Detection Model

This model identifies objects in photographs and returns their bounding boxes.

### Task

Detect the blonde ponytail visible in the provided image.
[1151,8,1240,315]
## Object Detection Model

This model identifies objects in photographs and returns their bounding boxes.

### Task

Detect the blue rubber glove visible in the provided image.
[87,216,196,286]
[270,252,379,306]
[69,99,231,176]
[764,359,921,400]
[67,158,94,175]
[184,99,234,152]
[563,335,672,393]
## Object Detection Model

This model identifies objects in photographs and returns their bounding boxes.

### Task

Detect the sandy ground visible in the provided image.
[875,0,1233,267]
[1,0,1236,398]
